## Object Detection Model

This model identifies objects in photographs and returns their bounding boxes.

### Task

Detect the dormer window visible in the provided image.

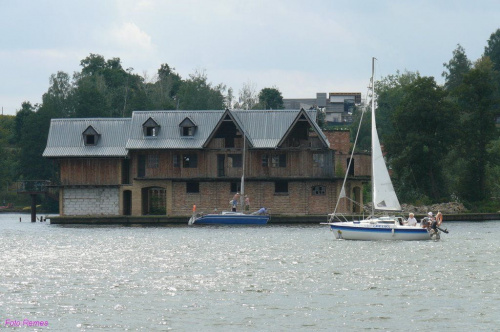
[86,135,96,145]
[143,117,160,137]
[82,125,99,146]
[179,117,197,137]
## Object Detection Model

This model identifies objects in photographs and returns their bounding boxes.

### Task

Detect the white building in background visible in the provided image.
[284,92,363,125]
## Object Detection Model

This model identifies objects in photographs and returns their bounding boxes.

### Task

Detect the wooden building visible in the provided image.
[43,109,369,217]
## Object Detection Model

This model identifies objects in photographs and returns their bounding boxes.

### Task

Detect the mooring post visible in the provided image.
[31,194,37,222]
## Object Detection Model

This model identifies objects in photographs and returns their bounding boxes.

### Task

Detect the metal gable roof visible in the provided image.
[231,109,328,148]
[43,109,329,157]
[126,110,225,149]
[277,109,330,148]
[43,118,131,157]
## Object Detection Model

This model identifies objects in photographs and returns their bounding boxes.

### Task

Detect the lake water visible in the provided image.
[0,213,498,331]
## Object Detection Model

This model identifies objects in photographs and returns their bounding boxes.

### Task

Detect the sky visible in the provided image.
[1,0,500,115]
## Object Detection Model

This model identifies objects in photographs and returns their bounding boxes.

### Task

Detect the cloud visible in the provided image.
[108,22,154,51]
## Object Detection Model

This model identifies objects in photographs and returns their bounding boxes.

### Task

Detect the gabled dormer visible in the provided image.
[179,117,197,137]
[142,117,160,137]
[278,108,329,148]
[82,125,100,146]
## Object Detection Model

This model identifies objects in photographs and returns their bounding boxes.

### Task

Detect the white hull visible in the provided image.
[329,221,432,241]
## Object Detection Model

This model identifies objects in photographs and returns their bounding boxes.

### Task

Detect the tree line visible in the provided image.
[0,55,284,208]
[352,28,500,211]
[1,28,500,211]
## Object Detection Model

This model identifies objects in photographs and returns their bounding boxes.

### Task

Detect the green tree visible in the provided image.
[177,70,225,110]
[74,77,110,117]
[14,102,35,142]
[41,71,75,118]
[16,106,56,181]
[376,70,421,141]
[442,44,472,92]
[258,87,284,109]
[451,57,498,202]
[0,115,17,192]
[384,76,457,201]
[484,28,500,72]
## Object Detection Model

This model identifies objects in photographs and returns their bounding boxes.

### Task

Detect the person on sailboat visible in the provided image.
[436,211,443,226]
[430,211,444,234]
[421,212,434,229]
[407,213,418,226]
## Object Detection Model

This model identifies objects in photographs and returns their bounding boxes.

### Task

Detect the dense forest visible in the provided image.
[1,28,500,212]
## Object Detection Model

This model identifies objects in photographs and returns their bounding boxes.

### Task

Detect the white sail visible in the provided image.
[371,91,401,211]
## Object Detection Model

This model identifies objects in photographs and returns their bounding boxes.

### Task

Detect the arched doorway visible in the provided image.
[141,187,167,215]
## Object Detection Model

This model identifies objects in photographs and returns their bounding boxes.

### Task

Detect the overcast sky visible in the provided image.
[1,0,499,115]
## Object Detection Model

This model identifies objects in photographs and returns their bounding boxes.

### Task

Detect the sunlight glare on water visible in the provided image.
[0,213,499,331]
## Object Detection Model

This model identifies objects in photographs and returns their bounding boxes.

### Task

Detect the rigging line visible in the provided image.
[331,98,367,217]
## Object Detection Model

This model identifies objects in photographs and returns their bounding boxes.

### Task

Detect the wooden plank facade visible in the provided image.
[43,110,369,217]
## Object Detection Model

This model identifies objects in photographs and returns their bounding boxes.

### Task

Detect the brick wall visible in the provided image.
[323,130,350,154]
[63,187,120,216]
[169,180,349,216]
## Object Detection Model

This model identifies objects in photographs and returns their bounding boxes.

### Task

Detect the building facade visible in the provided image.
[284,92,363,125]
[43,109,369,217]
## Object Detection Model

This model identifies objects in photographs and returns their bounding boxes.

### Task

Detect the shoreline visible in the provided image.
[41,213,500,225]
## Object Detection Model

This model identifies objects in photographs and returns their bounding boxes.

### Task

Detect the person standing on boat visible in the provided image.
[407,213,418,226]
[231,193,240,212]
[244,195,250,212]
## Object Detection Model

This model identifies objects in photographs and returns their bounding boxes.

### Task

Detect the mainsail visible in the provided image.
[371,72,401,211]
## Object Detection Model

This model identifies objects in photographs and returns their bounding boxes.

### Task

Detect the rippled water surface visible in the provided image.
[1,213,499,331]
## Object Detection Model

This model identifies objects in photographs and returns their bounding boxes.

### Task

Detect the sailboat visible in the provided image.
[326,58,434,240]
[188,128,270,225]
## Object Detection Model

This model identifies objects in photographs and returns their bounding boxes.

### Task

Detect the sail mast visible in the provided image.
[240,128,246,210]
[371,57,376,217]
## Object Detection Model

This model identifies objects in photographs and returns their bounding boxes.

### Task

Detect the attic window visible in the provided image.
[85,135,96,145]
[146,127,157,137]
[82,125,99,146]
[143,117,160,137]
[179,117,197,137]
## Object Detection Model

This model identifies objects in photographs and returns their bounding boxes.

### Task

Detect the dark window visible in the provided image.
[262,154,268,167]
[183,154,198,168]
[146,126,157,137]
[313,154,325,168]
[182,126,194,136]
[225,136,234,148]
[138,155,146,177]
[186,182,200,193]
[229,154,242,167]
[272,154,286,168]
[230,182,241,193]
[347,158,354,176]
[121,159,130,184]
[217,155,225,177]
[148,154,159,168]
[312,185,326,195]
[173,154,180,168]
[275,181,288,193]
[85,135,95,145]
